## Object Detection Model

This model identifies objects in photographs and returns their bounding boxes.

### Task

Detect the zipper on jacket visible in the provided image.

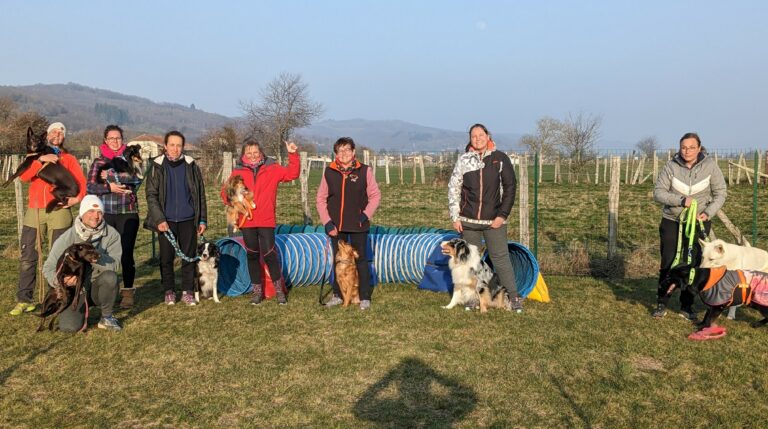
[477,154,484,219]
[338,173,347,231]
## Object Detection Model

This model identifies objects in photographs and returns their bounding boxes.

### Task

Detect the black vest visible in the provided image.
[324,162,370,232]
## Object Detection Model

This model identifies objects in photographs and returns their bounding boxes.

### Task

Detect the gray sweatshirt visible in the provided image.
[43,223,122,287]
[653,152,727,221]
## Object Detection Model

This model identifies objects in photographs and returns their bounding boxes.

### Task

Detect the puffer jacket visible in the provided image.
[653,152,727,221]
[143,154,207,231]
[448,142,516,225]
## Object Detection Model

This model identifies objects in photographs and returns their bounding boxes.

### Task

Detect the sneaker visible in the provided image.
[181,292,197,306]
[359,300,371,311]
[97,316,122,331]
[652,303,667,318]
[680,307,698,322]
[165,290,176,305]
[9,302,36,316]
[325,296,343,308]
[509,297,524,313]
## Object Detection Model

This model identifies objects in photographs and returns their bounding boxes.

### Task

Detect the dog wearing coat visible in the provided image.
[440,238,509,312]
[699,238,768,319]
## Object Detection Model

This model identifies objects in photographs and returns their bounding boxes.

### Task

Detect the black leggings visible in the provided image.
[331,232,372,301]
[158,220,197,293]
[104,213,139,289]
[241,227,282,285]
[657,217,711,308]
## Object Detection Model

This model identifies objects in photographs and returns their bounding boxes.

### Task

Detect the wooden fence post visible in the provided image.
[518,154,529,247]
[222,152,233,183]
[90,145,99,162]
[554,157,561,184]
[299,151,311,224]
[652,151,658,184]
[594,157,600,185]
[399,154,404,185]
[385,155,390,185]
[12,156,24,245]
[608,156,620,258]
[419,156,425,185]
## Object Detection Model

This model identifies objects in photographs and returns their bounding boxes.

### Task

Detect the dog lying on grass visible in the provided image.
[37,243,100,332]
[660,264,768,333]
[440,238,509,313]
[335,240,360,307]
[3,127,79,212]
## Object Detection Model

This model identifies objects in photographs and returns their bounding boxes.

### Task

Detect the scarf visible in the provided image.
[100,143,126,160]
[241,154,265,170]
[335,158,356,175]
[74,216,107,243]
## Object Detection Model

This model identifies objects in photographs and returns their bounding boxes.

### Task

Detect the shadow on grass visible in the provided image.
[0,337,68,387]
[353,356,477,428]
[114,258,164,325]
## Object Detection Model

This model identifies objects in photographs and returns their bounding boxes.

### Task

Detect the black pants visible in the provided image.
[104,213,139,289]
[657,217,711,308]
[331,232,372,301]
[159,220,197,293]
[241,227,283,285]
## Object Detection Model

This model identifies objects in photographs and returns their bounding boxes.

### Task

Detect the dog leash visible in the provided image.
[672,199,707,285]
[318,237,333,305]
[162,230,200,262]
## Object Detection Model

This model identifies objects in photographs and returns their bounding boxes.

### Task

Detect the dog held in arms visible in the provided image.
[660,264,768,333]
[699,238,768,319]
[98,144,145,184]
[440,238,510,313]
[37,243,100,332]
[335,240,360,307]
[224,175,255,232]
[3,127,79,212]
[195,242,220,303]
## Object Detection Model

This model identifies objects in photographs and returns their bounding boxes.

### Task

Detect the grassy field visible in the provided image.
[2,166,768,427]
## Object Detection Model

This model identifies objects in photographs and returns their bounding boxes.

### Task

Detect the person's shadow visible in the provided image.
[353,357,477,428]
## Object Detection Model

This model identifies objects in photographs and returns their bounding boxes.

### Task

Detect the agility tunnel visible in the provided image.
[216,229,541,300]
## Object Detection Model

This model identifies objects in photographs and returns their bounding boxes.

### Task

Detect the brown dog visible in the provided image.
[225,176,255,232]
[336,240,360,307]
[37,243,100,332]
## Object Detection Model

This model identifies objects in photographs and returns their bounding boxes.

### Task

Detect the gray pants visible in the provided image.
[58,271,118,332]
[461,222,518,298]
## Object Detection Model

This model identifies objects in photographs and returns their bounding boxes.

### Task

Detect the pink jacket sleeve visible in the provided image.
[364,167,381,219]
[315,173,332,226]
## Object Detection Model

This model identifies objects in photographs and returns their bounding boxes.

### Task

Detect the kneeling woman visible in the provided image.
[221,139,300,305]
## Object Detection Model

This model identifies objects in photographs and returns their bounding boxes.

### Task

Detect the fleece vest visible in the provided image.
[324,163,370,233]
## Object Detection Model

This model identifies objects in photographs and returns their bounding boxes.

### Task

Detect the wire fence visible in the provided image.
[1,149,767,283]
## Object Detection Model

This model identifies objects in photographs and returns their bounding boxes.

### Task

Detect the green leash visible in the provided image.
[671,199,707,285]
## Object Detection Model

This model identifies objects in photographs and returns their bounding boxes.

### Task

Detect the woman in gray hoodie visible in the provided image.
[652,132,726,320]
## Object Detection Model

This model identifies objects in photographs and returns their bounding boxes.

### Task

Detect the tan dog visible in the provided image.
[225,176,255,232]
[335,240,360,307]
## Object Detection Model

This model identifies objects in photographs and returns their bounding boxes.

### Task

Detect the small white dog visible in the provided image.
[196,242,221,303]
[699,238,768,318]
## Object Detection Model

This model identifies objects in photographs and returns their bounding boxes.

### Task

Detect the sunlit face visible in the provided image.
[335,144,355,165]
[104,130,123,151]
[470,126,489,152]
[47,128,64,147]
[679,137,701,165]
[81,209,103,228]
[165,135,184,160]
[243,144,262,163]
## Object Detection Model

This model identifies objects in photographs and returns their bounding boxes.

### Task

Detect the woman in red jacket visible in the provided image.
[221,138,300,305]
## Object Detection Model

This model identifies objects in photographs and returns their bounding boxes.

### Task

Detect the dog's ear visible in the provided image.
[699,238,708,248]
[715,244,725,256]
[455,240,469,263]
[27,127,34,141]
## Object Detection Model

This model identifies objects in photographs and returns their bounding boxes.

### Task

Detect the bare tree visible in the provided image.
[0,98,49,153]
[519,116,562,158]
[635,136,659,158]
[198,123,243,176]
[556,113,601,181]
[240,72,324,163]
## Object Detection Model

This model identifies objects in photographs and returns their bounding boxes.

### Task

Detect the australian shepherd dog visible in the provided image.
[336,240,360,307]
[225,175,255,232]
[440,238,510,313]
[195,242,220,303]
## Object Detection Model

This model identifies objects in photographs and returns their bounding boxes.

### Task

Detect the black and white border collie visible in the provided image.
[196,242,220,303]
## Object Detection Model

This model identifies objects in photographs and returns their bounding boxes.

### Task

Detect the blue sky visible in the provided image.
[1,1,766,150]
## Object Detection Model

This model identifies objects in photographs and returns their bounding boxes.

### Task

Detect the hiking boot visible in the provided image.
[680,306,698,322]
[9,302,36,316]
[360,300,371,311]
[510,296,524,313]
[652,303,667,318]
[97,315,122,332]
[181,292,197,306]
[165,290,176,305]
[250,283,263,305]
[325,296,343,308]
[119,289,135,309]
[274,279,287,305]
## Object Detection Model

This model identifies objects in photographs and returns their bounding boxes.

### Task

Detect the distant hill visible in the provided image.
[0,83,230,141]
[297,119,523,152]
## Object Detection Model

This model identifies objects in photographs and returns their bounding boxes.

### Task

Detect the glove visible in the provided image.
[324,221,337,234]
